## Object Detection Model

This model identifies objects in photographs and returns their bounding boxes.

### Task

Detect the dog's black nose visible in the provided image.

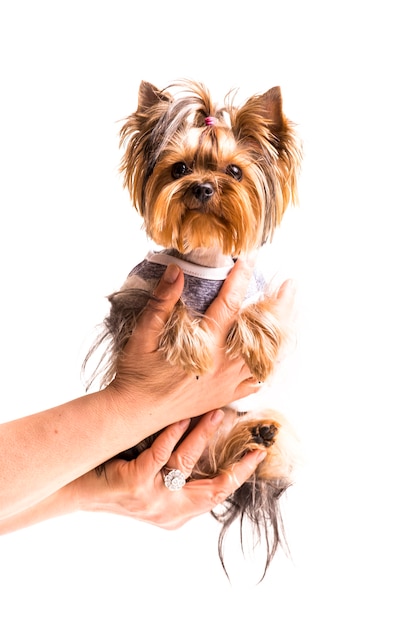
[192,182,214,203]
[250,424,278,448]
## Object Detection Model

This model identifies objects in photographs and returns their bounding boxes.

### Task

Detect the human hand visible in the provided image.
[75,409,267,528]
[0,269,295,532]
[106,259,297,432]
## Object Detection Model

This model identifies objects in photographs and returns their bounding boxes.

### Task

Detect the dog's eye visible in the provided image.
[171,162,190,179]
[226,164,242,181]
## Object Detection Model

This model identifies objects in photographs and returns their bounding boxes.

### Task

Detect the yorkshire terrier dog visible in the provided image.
[85,79,302,578]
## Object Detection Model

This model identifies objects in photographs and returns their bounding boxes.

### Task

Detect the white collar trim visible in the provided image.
[146,251,233,280]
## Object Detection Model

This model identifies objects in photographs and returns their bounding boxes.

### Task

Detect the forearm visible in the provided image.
[0,260,264,525]
[0,388,158,520]
[0,483,78,534]
[0,413,268,536]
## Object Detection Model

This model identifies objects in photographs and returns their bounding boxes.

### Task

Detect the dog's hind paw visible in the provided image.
[250,423,278,448]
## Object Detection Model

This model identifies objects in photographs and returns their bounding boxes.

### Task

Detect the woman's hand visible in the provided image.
[106,259,296,431]
[0,257,295,528]
[74,409,267,528]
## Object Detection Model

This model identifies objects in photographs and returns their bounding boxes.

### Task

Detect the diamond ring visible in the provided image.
[162,468,186,491]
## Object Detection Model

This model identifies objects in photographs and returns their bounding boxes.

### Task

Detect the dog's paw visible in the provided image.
[158,301,212,375]
[250,423,278,448]
[226,298,285,381]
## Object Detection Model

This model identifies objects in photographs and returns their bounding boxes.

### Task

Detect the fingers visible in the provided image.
[158,411,267,499]
[135,264,184,351]
[176,448,267,522]
[144,410,224,480]
[203,257,255,338]
[225,449,267,489]
[140,418,191,478]
[209,449,267,506]
[274,278,297,323]
[114,419,267,530]
[167,410,225,477]
[230,375,264,404]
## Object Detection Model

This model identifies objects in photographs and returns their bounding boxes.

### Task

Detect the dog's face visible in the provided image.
[120,80,301,257]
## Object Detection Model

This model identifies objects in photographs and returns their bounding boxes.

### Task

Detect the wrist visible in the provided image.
[103,375,185,435]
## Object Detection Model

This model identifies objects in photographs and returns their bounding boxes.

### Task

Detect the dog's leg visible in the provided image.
[158,300,213,375]
[192,407,296,483]
[226,294,285,382]
[108,278,213,377]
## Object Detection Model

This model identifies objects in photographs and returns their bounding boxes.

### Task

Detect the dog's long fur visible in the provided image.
[84,80,302,578]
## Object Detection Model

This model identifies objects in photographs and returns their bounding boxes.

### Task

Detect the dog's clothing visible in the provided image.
[129,249,267,314]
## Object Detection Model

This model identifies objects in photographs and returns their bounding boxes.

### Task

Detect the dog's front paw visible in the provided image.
[158,301,212,375]
[226,298,285,381]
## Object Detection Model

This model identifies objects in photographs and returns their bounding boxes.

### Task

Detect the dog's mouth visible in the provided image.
[184,205,210,214]
[182,195,224,219]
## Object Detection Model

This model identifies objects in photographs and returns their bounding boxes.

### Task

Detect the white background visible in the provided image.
[0,1,416,624]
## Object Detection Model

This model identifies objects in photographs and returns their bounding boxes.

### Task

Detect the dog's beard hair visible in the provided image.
[144,166,265,255]
[127,139,297,252]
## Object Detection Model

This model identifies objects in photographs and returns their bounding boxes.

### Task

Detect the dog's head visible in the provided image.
[119,80,301,257]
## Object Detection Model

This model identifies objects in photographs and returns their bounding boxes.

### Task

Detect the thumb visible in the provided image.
[274,279,297,325]
[133,264,184,352]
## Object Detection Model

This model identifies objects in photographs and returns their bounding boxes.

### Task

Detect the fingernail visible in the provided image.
[210,409,225,425]
[285,278,297,292]
[178,418,191,431]
[163,264,180,284]
[240,250,258,268]
[255,450,267,463]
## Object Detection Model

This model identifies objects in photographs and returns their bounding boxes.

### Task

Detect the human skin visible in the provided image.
[0,259,295,532]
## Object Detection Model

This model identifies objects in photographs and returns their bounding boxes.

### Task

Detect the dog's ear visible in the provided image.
[236,86,293,150]
[232,87,284,146]
[119,82,172,211]
[255,86,302,183]
[231,87,302,238]
[137,81,171,111]
[255,86,285,137]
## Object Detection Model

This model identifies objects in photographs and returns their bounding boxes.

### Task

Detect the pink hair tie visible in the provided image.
[205,116,216,126]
